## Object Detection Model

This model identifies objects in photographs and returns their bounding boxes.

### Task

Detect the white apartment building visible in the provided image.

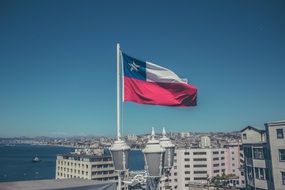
[241,120,285,190]
[167,146,243,189]
[56,153,118,181]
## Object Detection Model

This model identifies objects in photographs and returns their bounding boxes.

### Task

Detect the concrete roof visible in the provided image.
[0,179,117,190]
[240,126,265,133]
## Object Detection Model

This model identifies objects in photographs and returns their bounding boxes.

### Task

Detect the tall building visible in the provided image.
[56,153,118,181]
[241,120,285,190]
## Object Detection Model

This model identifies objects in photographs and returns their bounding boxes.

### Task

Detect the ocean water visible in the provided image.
[0,144,144,182]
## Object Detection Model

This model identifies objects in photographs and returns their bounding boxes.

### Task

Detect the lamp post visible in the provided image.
[159,127,175,170]
[110,139,130,190]
[143,128,165,190]
[159,127,175,189]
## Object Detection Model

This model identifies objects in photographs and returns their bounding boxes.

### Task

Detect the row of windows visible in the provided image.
[92,164,113,168]
[92,171,114,175]
[185,158,207,161]
[58,161,89,169]
[245,148,285,162]
[246,166,273,182]
[244,147,270,160]
[57,167,88,174]
[57,172,88,177]
[184,170,208,174]
[184,163,226,168]
[184,152,207,155]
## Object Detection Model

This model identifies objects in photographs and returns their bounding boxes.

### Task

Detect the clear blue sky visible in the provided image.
[1,0,285,137]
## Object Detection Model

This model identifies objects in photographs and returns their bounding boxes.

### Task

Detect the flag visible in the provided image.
[122,52,197,107]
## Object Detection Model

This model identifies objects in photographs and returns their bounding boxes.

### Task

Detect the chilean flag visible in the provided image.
[122,53,197,107]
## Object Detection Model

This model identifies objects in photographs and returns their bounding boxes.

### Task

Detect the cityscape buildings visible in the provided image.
[166,140,244,189]
[56,148,118,182]
[241,120,285,190]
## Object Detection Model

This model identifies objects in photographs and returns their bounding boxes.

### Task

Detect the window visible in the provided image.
[254,168,267,180]
[194,177,208,180]
[279,149,285,161]
[253,148,264,159]
[282,172,285,185]
[185,171,190,174]
[277,129,284,139]
[194,164,207,168]
[213,151,219,154]
[193,152,206,155]
[185,177,190,180]
[213,157,219,161]
[193,158,207,161]
[213,164,219,167]
[184,152,190,155]
[244,147,253,158]
[214,170,219,173]
[246,166,253,182]
[243,134,247,139]
[221,163,225,166]
[185,165,190,168]
[194,171,207,174]
[184,158,190,161]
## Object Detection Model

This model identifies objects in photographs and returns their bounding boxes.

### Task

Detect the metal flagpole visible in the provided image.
[116,43,121,190]
[117,43,121,140]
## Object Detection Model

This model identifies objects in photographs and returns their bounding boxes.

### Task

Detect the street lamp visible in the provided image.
[110,139,130,190]
[159,127,175,189]
[159,127,175,170]
[110,139,130,171]
[143,128,165,190]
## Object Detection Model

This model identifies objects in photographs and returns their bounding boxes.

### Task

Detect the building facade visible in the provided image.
[167,146,243,189]
[241,120,285,190]
[56,153,118,181]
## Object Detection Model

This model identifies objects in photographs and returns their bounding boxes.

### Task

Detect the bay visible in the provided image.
[0,144,144,182]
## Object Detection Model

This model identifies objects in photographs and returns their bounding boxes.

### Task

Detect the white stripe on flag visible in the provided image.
[145,61,187,84]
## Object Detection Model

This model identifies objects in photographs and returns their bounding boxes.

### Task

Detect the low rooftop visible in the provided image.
[0,178,116,190]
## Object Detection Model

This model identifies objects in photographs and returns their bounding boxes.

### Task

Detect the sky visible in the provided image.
[1,0,285,137]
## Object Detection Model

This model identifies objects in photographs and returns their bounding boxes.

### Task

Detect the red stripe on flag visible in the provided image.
[124,77,197,107]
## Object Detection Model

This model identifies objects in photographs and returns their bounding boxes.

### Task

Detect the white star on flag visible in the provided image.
[128,61,139,71]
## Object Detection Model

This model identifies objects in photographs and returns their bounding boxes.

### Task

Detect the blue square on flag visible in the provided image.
[122,53,146,81]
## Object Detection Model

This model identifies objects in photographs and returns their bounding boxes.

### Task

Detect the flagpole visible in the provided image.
[116,43,121,140]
